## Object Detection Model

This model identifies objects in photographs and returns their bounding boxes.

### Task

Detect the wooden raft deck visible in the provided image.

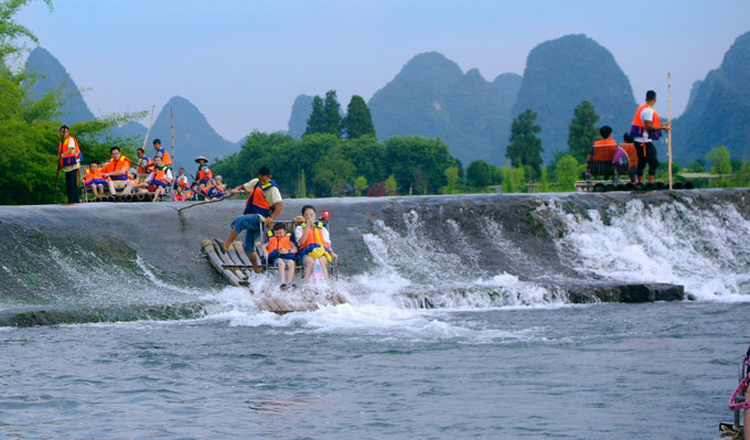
[200,239,348,314]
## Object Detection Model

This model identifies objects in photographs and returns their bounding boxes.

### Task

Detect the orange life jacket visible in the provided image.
[59,136,82,168]
[297,222,331,259]
[177,174,190,189]
[196,165,213,184]
[150,165,170,187]
[267,232,295,260]
[594,139,617,147]
[102,156,131,180]
[629,104,662,141]
[137,156,153,174]
[243,180,279,216]
[156,148,172,167]
[83,168,106,187]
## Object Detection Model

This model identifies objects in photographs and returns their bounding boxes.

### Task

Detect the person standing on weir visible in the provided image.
[630,90,670,183]
[221,166,284,273]
[58,125,82,203]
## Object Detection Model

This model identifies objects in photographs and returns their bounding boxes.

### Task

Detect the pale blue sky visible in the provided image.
[15,0,750,142]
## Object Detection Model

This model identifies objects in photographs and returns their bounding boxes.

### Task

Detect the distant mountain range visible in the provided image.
[672,31,750,164]
[26,29,750,170]
[288,32,750,167]
[25,47,239,171]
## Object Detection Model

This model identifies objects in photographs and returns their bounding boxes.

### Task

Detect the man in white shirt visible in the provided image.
[629,90,671,183]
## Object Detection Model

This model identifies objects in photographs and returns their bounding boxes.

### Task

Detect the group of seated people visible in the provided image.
[584,125,637,182]
[81,143,226,202]
[260,205,338,290]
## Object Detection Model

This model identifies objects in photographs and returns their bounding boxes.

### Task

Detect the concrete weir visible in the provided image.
[0,188,747,325]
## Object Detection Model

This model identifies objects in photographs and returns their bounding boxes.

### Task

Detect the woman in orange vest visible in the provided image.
[295,205,337,283]
[262,223,298,289]
[58,125,82,203]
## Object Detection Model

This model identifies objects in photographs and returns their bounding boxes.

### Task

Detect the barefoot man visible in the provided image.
[222,167,283,273]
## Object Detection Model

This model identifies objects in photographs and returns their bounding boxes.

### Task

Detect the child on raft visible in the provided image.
[262,222,298,290]
[294,205,337,283]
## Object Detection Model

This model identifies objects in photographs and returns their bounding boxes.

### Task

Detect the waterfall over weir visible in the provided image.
[1,189,749,326]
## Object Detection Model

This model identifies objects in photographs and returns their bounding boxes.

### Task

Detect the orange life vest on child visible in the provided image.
[83,168,106,187]
[150,165,170,187]
[297,222,331,259]
[267,232,295,261]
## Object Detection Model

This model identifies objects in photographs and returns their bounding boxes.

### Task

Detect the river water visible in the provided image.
[1,191,749,439]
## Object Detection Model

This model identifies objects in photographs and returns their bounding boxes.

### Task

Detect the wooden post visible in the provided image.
[142,106,155,151]
[170,107,175,166]
[668,73,673,190]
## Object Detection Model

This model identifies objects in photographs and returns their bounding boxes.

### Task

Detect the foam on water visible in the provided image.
[545,198,750,300]
[196,284,566,345]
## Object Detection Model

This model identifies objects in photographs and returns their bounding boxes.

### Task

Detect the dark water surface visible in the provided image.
[2,191,750,439]
[2,300,745,439]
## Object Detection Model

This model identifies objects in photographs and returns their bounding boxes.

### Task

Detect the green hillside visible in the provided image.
[673,31,750,164]
[513,34,637,163]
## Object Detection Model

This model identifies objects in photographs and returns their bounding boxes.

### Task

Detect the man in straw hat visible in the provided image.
[195,156,213,187]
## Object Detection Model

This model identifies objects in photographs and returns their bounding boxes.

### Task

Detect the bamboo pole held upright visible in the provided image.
[170,107,175,167]
[142,106,155,151]
[668,72,673,190]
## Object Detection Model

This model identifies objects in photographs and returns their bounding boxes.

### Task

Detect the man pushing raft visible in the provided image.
[220,166,284,274]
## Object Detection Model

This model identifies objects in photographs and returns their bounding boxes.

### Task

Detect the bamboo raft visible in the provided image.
[201,239,348,314]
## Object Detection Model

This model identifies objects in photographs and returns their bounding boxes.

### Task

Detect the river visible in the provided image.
[1,189,748,439]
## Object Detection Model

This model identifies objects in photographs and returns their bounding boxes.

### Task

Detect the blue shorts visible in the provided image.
[230,214,262,253]
[269,254,296,267]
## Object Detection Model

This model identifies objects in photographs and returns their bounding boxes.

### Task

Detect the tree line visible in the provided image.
[2,0,748,205]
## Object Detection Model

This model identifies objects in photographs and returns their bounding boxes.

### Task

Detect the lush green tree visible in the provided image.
[506,109,543,179]
[384,136,459,194]
[538,167,550,192]
[731,163,750,187]
[555,155,579,191]
[567,100,599,164]
[466,159,492,187]
[354,175,367,196]
[501,166,526,193]
[341,95,375,139]
[443,166,459,194]
[0,0,142,204]
[707,145,732,187]
[304,95,326,136]
[298,168,307,198]
[323,90,342,137]
[0,0,52,62]
[707,145,732,175]
[384,174,398,195]
[686,160,706,172]
[312,145,355,197]
[339,135,385,186]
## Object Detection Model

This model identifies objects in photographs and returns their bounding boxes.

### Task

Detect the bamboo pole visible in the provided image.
[170,107,175,167]
[668,73,673,190]
[142,106,155,151]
